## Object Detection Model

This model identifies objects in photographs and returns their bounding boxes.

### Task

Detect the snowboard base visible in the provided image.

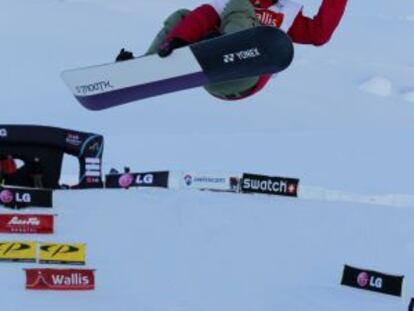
[61,26,294,110]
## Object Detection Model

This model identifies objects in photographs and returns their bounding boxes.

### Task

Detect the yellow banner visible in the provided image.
[39,243,86,265]
[0,241,36,262]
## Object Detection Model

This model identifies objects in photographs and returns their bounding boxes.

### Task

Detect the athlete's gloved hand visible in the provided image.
[158,38,189,57]
[115,48,134,62]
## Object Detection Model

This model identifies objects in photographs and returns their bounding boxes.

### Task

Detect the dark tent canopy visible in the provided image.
[0,125,104,189]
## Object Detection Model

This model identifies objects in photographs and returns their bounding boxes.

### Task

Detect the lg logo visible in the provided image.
[118,173,154,188]
[370,277,383,289]
[16,193,32,203]
[223,53,235,63]
[136,174,154,184]
[357,272,383,289]
[0,190,14,204]
[0,128,7,137]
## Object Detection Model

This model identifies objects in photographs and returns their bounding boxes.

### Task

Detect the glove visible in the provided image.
[158,38,189,58]
[115,48,134,62]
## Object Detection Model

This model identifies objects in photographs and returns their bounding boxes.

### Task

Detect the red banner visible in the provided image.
[0,214,54,234]
[25,268,95,290]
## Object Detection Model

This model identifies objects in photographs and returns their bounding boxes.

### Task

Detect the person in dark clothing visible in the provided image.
[27,157,44,188]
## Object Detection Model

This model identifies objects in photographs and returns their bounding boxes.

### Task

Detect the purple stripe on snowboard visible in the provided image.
[76,72,209,110]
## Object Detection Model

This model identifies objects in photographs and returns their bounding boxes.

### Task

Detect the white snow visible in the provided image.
[359,76,392,97]
[1,0,414,310]
[1,189,412,311]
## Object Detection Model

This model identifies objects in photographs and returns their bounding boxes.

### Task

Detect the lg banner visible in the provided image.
[26,268,95,290]
[0,187,53,209]
[0,214,54,234]
[341,264,404,297]
[105,171,169,189]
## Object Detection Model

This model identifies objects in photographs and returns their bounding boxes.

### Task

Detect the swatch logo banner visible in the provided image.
[341,264,404,297]
[39,243,86,265]
[0,241,36,262]
[0,214,54,234]
[241,173,299,197]
[26,268,95,290]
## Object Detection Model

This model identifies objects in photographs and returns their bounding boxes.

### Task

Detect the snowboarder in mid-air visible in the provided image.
[117,0,348,100]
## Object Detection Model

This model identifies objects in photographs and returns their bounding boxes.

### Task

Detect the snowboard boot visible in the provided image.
[204,0,261,100]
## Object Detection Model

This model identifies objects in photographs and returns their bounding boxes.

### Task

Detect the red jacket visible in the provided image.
[166,0,348,99]
[0,158,17,175]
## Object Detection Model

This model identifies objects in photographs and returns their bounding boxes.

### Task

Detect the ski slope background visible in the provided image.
[1,0,414,310]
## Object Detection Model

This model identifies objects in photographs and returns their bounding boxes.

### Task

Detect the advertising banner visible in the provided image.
[181,173,241,192]
[39,243,86,265]
[0,241,37,262]
[105,171,169,189]
[0,214,54,234]
[241,173,299,197]
[341,264,404,297]
[0,187,53,209]
[25,268,95,290]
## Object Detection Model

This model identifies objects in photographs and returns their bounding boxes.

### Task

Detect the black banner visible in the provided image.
[105,171,169,189]
[0,186,53,209]
[341,265,404,297]
[241,173,299,197]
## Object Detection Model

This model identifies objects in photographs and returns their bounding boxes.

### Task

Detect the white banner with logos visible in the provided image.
[177,171,242,192]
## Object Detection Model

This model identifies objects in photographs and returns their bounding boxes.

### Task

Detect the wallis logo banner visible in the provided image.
[341,264,404,297]
[25,268,95,290]
[39,243,86,265]
[0,241,36,262]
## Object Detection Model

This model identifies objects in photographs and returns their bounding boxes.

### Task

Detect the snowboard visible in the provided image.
[61,26,294,111]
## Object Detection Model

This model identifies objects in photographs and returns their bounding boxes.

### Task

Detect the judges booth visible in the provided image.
[0,125,104,189]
